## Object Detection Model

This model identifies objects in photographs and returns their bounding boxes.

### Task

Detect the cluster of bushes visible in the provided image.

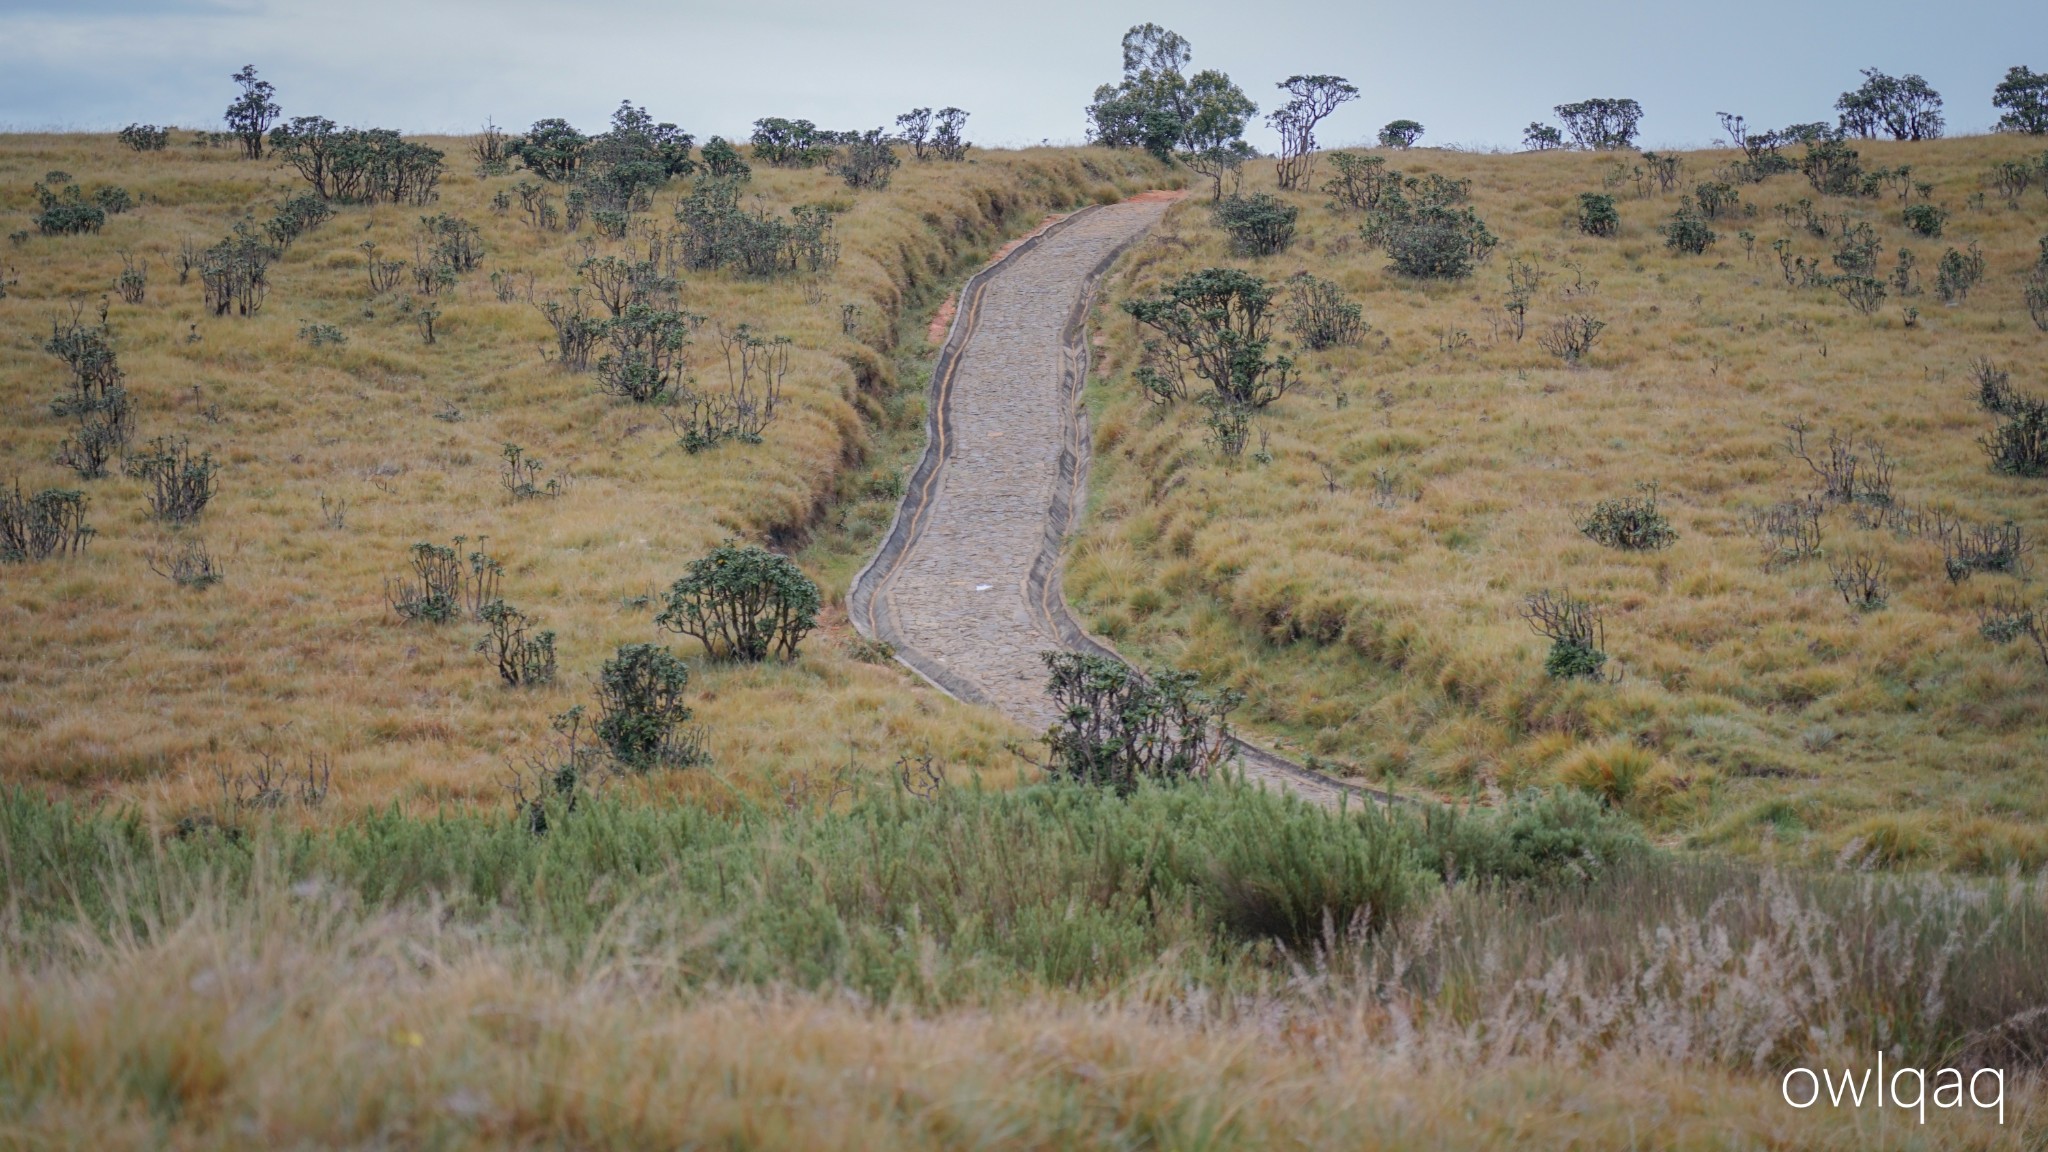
[45,309,134,480]
[117,123,170,151]
[31,175,130,236]
[0,480,92,563]
[1325,159,1495,278]
[268,117,445,205]
[1523,98,1644,152]
[1976,364,2048,478]
[893,107,971,161]
[675,178,839,277]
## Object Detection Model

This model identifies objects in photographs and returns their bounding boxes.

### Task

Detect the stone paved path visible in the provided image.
[850,199,1365,806]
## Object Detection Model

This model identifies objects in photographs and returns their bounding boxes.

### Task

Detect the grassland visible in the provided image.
[5,126,2048,1148]
[2,784,2043,1148]
[1076,134,2048,871]
[0,133,1167,819]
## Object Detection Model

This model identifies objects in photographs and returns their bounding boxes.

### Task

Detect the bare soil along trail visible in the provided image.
[850,197,1368,806]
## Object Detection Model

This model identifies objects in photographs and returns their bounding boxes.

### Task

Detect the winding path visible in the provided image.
[849,198,1365,806]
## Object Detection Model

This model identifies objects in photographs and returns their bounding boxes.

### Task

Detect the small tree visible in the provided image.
[1837,68,1944,141]
[1554,99,1643,150]
[2025,237,2048,332]
[1281,273,1364,349]
[835,128,900,190]
[1522,122,1565,151]
[596,302,694,403]
[1040,652,1239,793]
[1994,65,2048,135]
[477,601,557,687]
[1267,74,1357,190]
[1122,268,1295,409]
[510,118,587,181]
[656,542,820,661]
[929,107,971,160]
[595,644,702,769]
[224,65,280,159]
[1936,243,1986,303]
[700,136,750,179]
[1378,119,1424,149]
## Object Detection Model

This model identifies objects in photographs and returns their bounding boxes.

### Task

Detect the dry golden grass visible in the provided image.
[5,882,2040,1150]
[1076,135,2048,869]
[0,133,1169,818]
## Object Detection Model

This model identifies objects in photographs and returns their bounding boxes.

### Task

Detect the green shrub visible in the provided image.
[700,136,750,179]
[32,182,105,236]
[835,128,899,190]
[594,644,703,769]
[1902,201,1946,237]
[750,117,839,168]
[1041,652,1239,793]
[1418,789,1651,885]
[118,123,170,151]
[1199,793,1428,945]
[1364,180,1496,278]
[1659,205,1716,254]
[1280,273,1363,349]
[1122,267,1296,409]
[0,481,93,563]
[1210,192,1297,255]
[477,601,557,687]
[1522,590,1610,680]
[1578,485,1677,550]
[1576,192,1619,236]
[1936,243,1985,303]
[656,542,820,661]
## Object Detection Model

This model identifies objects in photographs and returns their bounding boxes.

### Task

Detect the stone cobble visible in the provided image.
[857,199,1357,806]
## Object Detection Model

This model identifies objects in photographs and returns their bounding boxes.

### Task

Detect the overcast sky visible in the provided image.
[1,0,2042,149]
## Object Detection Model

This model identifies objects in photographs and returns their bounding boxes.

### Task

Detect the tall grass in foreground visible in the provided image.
[3,783,2041,1075]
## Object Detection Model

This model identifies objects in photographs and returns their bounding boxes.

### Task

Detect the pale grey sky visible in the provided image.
[1,0,2042,149]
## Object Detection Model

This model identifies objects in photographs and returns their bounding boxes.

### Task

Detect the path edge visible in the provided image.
[849,198,1386,805]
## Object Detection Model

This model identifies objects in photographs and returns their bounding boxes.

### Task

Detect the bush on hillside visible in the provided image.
[1578,485,1677,551]
[1122,267,1296,409]
[1040,652,1239,793]
[0,481,93,563]
[32,182,105,236]
[1576,192,1619,236]
[1211,192,1296,255]
[595,644,705,769]
[835,128,899,190]
[656,542,820,662]
[118,123,170,151]
[1902,201,1946,237]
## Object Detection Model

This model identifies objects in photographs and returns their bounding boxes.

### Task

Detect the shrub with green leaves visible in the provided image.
[1522,591,1610,680]
[1280,273,1363,350]
[1902,202,1946,237]
[1363,178,1496,278]
[1554,98,1643,150]
[674,179,838,277]
[118,123,170,151]
[508,118,586,181]
[477,601,557,687]
[750,117,839,168]
[1122,267,1295,409]
[1210,192,1297,255]
[594,644,704,769]
[32,181,105,236]
[0,480,93,563]
[1579,486,1677,550]
[835,128,899,190]
[1576,192,1619,236]
[1040,652,1240,794]
[2026,237,2048,331]
[130,436,217,523]
[699,136,750,180]
[1659,205,1716,254]
[1936,243,1985,303]
[265,192,333,250]
[656,542,820,661]
[1801,135,1866,196]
